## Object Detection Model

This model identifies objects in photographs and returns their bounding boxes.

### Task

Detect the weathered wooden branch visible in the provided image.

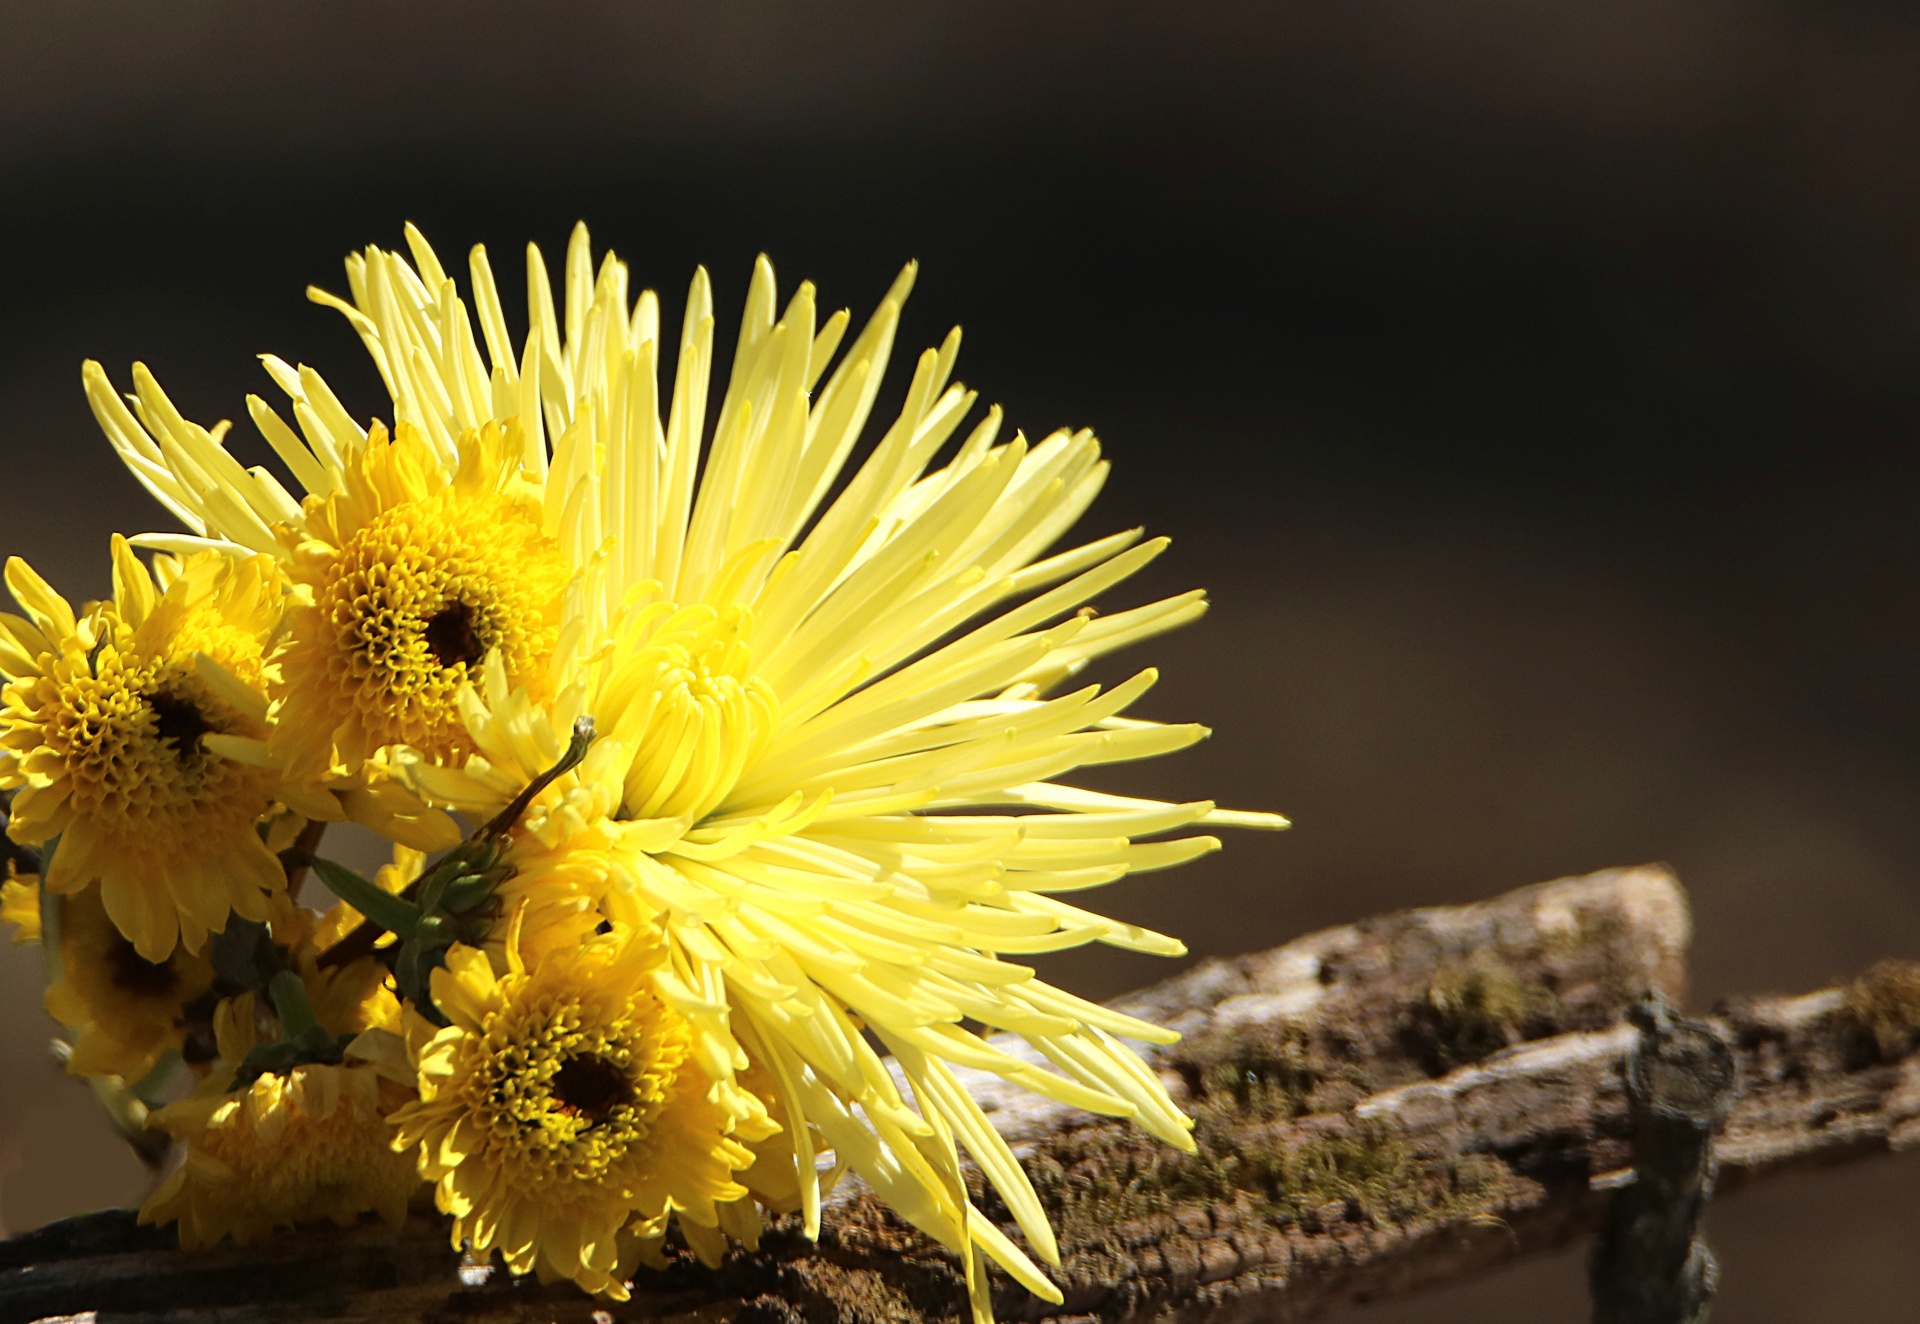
[6,864,1920,1324]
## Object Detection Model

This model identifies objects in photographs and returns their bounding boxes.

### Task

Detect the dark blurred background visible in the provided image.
[6,1,1920,1316]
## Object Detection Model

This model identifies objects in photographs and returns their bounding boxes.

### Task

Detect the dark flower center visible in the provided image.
[147,692,213,756]
[551,1053,632,1125]
[424,600,487,670]
[106,933,180,997]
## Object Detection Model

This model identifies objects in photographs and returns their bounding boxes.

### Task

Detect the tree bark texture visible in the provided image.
[1587,994,1740,1324]
[6,864,1920,1324]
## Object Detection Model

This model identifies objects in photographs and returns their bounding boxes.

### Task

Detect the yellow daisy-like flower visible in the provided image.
[388,922,769,1299]
[44,882,216,1081]
[272,419,572,782]
[0,539,290,960]
[140,993,420,1249]
[91,223,1287,1309]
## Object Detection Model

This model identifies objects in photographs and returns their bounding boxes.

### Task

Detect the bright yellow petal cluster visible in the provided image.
[387,920,770,1298]
[1,540,292,959]
[1,865,39,944]
[141,994,419,1249]
[44,882,216,1080]
[273,418,572,783]
[59,221,1287,1315]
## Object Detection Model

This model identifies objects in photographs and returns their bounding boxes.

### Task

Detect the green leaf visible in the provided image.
[297,854,421,938]
[267,969,322,1040]
[208,919,275,989]
[437,873,500,915]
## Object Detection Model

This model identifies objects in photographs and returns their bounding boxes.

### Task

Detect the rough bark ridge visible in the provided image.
[1588,994,1739,1324]
[5,865,1920,1324]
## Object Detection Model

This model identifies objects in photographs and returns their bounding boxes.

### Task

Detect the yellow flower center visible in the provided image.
[46,882,216,1078]
[40,629,274,850]
[103,928,181,997]
[301,486,567,764]
[467,986,692,1186]
[604,604,777,823]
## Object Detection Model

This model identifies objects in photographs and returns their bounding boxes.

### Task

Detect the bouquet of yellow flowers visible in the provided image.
[0,223,1284,1319]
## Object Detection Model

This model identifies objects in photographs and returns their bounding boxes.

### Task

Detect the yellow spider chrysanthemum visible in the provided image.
[1,539,291,960]
[387,921,769,1299]
[271,419,572,784]
[89,224,1287,1309]
[44,882,216,1081]
[141,993,420,1249]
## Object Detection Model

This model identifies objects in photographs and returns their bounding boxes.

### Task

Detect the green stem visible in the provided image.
[36,834,65,990]
[482,715,597,837]
[86,1074,169,1171]
[127,1050,184,1108]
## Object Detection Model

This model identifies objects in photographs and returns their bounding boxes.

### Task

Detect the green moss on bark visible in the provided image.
[1407,952,1559,1073]
[1843,959,1920,1062]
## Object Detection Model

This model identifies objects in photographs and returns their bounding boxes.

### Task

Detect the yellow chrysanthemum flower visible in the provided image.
[387,921,770,1299]
[43,882,216,1081]
[272,418,572,783]
[0,539,292,960]
[89,223,1287,1309]
[141,992,420,1249]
